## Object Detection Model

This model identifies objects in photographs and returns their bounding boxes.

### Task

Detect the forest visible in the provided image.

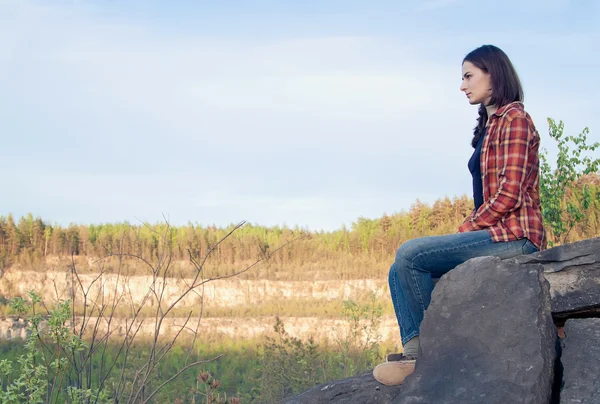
[1,174,599,282]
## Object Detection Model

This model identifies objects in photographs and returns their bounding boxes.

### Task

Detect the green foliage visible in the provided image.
[333,293,383,378]
[0,296,395,323]
[0,293,108,404]
[540,119,600,246]
[1,291,208,403]
[66,387,110,404]
[257,317,322,403]
[191,370,241,404]
[0,219,272,403]
[257,296,384,403]
[0,305,393,403]
[0,337,251,404]
[4,180,598,279]
[0,194,478,280]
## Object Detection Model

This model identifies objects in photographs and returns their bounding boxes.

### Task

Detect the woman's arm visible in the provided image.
[458,115,533,232]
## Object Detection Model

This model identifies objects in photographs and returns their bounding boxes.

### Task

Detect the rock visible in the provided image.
[0,316,30,340]
[560,318,600,403]
[283,371,400,404]
[288,238,600,404]
[394,256,556,404]
[513,237,600,323]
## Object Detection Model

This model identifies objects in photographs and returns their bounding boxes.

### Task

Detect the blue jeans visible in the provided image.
[389,230,538,345]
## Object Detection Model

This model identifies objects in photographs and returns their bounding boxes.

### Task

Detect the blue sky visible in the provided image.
[1,0,599,230]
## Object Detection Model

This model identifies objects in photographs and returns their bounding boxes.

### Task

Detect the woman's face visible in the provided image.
[460,61,492,106]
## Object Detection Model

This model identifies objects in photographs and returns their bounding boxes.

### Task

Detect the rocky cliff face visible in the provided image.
[0,270,386,309]
[0,268,393,342]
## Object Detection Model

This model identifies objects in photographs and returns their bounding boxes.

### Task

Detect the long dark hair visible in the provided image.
[463,45,524,147]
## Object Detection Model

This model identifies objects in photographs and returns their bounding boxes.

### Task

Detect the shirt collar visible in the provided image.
[491,101,523,118]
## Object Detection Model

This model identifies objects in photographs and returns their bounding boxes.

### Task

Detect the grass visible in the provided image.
[7,254,392,281]
[0,297,395,319]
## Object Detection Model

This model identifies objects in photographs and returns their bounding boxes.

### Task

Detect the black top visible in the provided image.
[468,128,486,211]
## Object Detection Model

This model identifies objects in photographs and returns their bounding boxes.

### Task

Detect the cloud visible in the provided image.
[1,1,470,157]
[1,0,597,230]
[0,1,481,229]
[40,30,452,123]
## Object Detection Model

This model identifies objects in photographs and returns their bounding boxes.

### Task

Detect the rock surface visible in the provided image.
[283,372,400,404]
[515,237,600,322]
[287,238,600,404]
[393,256,556,404]
[560,318,600,403]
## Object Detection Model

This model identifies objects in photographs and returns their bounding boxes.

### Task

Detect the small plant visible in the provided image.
[257,317,321,403]
[0,292,109,403]
[539,118,600,246]
[257,295,384,403]
[0,220,292,403]
[333,292,383,378]
[191,371,240,404]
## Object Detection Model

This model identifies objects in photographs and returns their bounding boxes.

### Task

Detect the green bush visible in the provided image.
[540,119,600,246]
[256,294,384,403]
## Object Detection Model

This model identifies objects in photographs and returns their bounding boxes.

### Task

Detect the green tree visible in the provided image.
[540,118,600,246]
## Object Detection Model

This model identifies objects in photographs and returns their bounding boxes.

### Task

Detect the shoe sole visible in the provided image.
[373,361,416,386]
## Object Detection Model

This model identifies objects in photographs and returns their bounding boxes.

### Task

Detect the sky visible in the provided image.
[1,0,599,231]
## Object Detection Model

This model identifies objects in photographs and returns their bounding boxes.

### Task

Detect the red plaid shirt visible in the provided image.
[458,101,546,250]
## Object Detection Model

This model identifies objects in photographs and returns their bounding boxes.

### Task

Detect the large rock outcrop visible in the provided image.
[286,237,600,404]
[394,256,556,404]
[514,237,600,324]
[560,318,600,403]
[284,372,398,404]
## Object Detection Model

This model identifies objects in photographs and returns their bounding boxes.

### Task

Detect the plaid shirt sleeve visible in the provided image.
[458,115,532,232]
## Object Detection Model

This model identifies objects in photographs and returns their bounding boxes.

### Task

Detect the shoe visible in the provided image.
[386,352,415,362]
[373,353,416,386]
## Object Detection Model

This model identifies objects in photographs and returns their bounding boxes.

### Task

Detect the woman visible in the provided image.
[373,45,546,386]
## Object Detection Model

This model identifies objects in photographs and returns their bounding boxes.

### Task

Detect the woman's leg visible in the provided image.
[389,230,536,346]
[376,231,537,386]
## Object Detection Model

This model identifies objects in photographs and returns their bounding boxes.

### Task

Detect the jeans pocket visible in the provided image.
[522,239,538,255]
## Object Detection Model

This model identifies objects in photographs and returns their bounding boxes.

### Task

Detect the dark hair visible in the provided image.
[463,45,524,147]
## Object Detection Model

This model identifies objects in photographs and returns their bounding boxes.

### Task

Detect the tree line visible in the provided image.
[1,175,598,278]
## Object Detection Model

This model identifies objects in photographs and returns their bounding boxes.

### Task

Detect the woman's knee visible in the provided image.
[394,238,425,264]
